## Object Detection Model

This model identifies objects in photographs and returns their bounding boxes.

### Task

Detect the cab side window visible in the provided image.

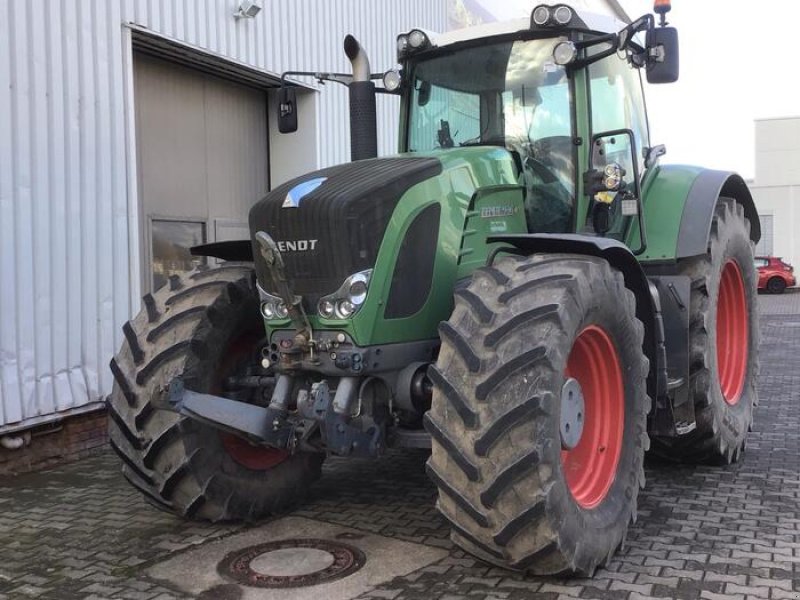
[589,54,649,159]
[588,54,649,239]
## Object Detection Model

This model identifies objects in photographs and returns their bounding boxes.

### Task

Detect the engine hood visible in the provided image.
[249,156,443,303]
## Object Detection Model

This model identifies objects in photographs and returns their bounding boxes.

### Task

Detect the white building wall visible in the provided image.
[0,0,446,432]
[751,117,800,271]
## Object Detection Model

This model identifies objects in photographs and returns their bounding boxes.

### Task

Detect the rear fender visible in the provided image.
[638,166,761,262]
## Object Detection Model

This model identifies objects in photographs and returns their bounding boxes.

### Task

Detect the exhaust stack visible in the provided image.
[343,35,378,161]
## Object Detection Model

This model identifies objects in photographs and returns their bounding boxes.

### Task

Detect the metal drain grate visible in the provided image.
[218,538,366,588]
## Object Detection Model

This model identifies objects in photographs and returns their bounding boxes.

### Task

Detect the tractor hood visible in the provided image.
[249,156,442,305]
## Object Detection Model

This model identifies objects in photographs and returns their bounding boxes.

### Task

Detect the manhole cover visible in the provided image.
[218,538,366,588]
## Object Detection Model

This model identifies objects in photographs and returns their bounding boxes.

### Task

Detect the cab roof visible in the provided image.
[431,10,627,49]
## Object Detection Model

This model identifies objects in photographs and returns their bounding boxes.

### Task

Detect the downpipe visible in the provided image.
[343,35,378,161]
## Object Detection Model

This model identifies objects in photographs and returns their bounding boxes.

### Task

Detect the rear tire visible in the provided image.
[426,254,649,576]
[108,265,323,521]
[650,198,758,464]
[767,276,786,294]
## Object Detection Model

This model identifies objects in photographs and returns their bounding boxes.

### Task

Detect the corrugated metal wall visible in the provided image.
[0,0,446,432]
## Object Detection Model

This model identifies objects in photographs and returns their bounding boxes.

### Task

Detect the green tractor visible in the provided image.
[109,2,760,575]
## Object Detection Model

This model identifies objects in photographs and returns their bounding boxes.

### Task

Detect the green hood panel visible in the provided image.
[264,147,525,346]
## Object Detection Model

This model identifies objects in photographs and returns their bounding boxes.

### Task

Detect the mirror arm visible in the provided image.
[569,33,617,70]
[570,14,655,71]
[280,70,354,87]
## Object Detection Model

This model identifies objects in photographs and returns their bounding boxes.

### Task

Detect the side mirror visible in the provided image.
[646,26,679,84]
[277,86,298,133]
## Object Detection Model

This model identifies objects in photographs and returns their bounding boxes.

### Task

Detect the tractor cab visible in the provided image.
[393,4,678,244]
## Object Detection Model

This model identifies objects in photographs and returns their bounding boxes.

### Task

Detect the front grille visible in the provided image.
[249,156,442,309]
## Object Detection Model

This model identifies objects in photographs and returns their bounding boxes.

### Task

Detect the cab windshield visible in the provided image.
[406,37,575,231]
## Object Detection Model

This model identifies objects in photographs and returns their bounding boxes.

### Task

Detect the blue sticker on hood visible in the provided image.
[282,177,327,208]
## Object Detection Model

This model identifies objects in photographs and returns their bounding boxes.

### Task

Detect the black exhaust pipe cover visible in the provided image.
[349,82,378,161]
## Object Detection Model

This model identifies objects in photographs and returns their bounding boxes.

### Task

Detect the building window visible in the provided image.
[151,219,207,291]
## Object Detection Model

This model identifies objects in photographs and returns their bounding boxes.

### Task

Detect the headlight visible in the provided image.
[261,302,276,319]
[336,299,356,319]
[258,285,290,322]
[319,299,335,319]
[318,270,372,320]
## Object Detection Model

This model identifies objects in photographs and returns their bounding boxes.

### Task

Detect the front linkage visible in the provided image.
[166,231,430,459]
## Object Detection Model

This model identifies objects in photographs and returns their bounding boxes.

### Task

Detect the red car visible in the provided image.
[756,256,795,293]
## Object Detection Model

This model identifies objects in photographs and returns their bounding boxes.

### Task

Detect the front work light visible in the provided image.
[397,34,409,58]
[397,29,434,61]
[383,68,402,91]
[554,5,573,24]
[553,41,578,65]
[532,5,550,26]
[531,4,576,28]
[408,29,429,49]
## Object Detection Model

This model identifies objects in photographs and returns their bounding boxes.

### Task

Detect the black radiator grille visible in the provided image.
[249,156,442,307]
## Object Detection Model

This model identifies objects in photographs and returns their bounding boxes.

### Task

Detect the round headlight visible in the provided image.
[408,29,428,49]
[348,280,368,305]
[554,5,573,24]
[397,35,409,55]
[383,69,402,92]
[275,302,289,319]
[318,299,335,319]
[553,41,578,66]
[605,175,621,190]
[260,302,275,319]
[336,299,356,319]
[532,5,550,26]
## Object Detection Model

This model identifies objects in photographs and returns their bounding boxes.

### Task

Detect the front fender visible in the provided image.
[488,233,658,396]
[637,165,761,262]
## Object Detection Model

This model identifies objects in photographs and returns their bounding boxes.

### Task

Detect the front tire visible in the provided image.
[650,198,758,464]
[426,255,649,575]
[108,265,323,521]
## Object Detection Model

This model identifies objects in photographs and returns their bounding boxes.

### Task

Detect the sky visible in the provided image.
[465,0,800,181]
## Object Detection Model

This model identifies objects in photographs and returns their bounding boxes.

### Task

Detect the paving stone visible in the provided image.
[0,298,797,599]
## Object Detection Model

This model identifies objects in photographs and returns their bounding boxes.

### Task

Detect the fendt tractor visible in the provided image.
[109,1,760,575]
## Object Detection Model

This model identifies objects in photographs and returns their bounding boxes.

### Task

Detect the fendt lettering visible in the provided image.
[277,239,318,252]
[111,0,759,578]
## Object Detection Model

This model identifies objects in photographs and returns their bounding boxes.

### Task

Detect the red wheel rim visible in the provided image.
[716,259,748,405]
[214,332,289,471]
[221,433,289,470]
[561,325,624,509]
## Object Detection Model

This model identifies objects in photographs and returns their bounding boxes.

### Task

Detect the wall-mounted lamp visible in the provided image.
[234,0,262,19]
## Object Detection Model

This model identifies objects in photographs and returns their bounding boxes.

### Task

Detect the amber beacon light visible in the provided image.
[654,0,672,25]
